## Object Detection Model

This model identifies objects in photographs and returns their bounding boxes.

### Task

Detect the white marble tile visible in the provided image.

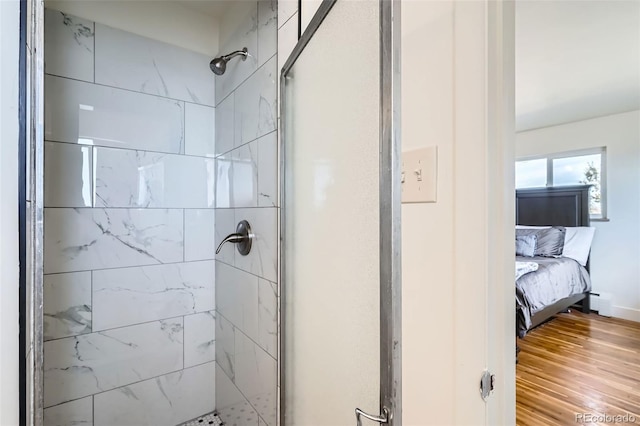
[185,103,216,157]
[231,142,259,208]
[234,208,278,282]
[94,147,215,208]
[258,0,278,67]
[234,330,277,426]
[216,262,259,342]
[92,261,214,331]
[215,156,233,208]
[44,9,94,82]
[215,313,235,382]
[184,311,216,368]
[216,363,259,426]
[44,75,184,154]
[215,93,235,156]
[234,56,277,146]
[185,209,216,261]
[214,209,236,265]
[258,279,277,359]
[44,396,93,426]
[44,272,92,341]
[95,24,215,106]
[257,132,278,207]
[278,0,298,29]
[215,4,259,105]
[44,142,92,208]
[44,318,183,407]
[44,208,183,274]
[94,362,215,426]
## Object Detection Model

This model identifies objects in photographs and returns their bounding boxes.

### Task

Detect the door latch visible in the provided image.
[480,370,495,401]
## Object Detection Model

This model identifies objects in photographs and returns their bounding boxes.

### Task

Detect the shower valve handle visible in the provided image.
[215,220,253,256]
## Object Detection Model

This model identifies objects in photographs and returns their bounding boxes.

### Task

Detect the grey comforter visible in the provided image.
[516,256,591,336]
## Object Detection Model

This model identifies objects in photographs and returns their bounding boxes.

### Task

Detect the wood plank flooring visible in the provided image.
[516,310,640,425]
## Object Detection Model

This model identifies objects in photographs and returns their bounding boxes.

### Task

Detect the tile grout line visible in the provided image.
[217,356,275,426]
[45,139,216,162]
[214,52,277,109]
[45,72,216,109]
[44,311,212,343]
[216,310,277,363]
[43,258,217,276]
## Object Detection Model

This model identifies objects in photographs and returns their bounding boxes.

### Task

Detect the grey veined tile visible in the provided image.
[44,75,184,154]
[184,311,216,368]
[44,318,183,407]
[44,272,92,341]
[92,261,214,331]
[95,24,215,106]
[44,396,93,426]
[94,147,215,209]
[44,142,93,208]
[94,362,215,426]
[44,8,94,82]
[44,208,183,274]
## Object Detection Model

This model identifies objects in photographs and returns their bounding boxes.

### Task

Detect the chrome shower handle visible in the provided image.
[215,220,253,256]
[215,233,244,253]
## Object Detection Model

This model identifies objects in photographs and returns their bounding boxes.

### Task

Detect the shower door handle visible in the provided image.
[215,220,253,256]
[355,407,389,426]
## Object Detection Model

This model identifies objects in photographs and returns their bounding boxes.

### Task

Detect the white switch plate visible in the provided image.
[401,146,437,203]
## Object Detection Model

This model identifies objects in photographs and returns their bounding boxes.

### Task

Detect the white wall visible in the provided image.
[45,0,219,56]
[0,0,20,424]
[516,110,640,321]
[401,1,515,424]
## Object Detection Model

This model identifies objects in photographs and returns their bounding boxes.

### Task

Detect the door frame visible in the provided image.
[278,0,402,424]
[21,0,46,424]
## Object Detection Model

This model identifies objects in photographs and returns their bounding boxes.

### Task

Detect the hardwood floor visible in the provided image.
[516,310,640,425]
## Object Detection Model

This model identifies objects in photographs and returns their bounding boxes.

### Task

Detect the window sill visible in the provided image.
[590,218,610,222]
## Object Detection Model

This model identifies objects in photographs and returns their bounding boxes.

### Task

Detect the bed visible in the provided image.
[515,185,594,339]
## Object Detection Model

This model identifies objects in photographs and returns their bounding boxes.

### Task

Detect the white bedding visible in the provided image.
[515,261,539,281]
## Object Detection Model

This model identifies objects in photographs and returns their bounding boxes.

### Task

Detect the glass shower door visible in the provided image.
[280,0,401,424]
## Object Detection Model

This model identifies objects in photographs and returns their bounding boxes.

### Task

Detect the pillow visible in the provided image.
[562,227,596,266]
[515,227,566,257]
[515,235,537,257]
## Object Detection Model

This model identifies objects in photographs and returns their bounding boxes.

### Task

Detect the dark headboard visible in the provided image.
[515,185,591,228]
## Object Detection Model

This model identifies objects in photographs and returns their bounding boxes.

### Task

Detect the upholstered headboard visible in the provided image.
[515,185,591,228]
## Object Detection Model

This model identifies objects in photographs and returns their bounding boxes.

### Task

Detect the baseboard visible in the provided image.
[611,305,640,323]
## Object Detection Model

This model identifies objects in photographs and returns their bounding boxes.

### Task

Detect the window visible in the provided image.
[515,148,606,219]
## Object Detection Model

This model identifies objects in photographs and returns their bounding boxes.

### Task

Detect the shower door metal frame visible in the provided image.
[279,0,402,423]
[22,0,46,424]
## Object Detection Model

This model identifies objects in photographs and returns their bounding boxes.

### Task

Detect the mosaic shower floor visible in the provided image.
[178,411,223,426]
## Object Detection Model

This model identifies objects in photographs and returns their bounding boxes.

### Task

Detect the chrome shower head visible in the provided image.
[210,47,249,75]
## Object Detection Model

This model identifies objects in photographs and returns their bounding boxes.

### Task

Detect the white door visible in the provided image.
[280,0,401,425]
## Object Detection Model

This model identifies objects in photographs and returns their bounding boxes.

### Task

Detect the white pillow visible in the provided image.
[562,227,596,266]
[515,225,595,266]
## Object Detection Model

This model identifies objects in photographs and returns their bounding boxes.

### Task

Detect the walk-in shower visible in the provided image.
[209,47,248,75]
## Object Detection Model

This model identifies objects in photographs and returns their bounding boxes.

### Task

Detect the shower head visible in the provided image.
[210,47,249,75]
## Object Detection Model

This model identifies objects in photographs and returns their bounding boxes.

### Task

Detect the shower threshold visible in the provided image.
[178,411,223,426]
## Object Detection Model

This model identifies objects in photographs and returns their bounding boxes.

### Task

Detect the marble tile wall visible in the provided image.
[214,1,280,426]
[42,9,216,425]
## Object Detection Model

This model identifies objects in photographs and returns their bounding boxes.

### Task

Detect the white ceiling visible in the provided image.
[516,0,640,131]
[177,0,236,19]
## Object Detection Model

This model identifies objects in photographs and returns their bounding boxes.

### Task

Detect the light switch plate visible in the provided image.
[401,146,437,203]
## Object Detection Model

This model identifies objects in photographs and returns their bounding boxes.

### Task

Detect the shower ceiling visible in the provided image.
[178,0,237,19]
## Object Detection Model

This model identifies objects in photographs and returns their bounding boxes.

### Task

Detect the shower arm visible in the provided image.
[223,49,248,62]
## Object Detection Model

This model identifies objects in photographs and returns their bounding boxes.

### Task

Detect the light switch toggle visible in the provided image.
[401,146,437,203]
